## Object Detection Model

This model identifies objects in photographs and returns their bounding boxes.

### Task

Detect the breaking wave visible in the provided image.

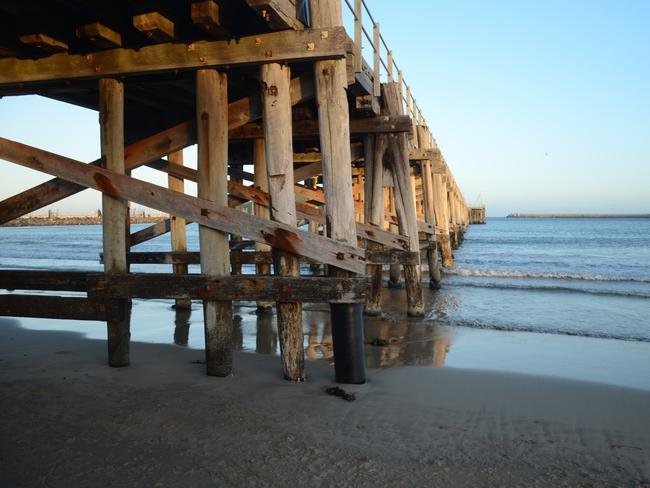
[443,281,650,299]
[443,268,650,283]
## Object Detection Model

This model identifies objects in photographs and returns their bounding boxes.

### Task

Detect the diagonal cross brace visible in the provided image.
[0,137,366,274]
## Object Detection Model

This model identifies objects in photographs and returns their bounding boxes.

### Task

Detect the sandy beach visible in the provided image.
[1,318,649,487]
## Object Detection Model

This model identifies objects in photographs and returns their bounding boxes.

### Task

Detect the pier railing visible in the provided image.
[343,0,427,137]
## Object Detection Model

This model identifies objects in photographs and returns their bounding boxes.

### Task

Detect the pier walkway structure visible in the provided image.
[0,0,474,384]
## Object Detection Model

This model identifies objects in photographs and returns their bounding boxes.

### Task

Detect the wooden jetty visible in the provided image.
[469,206,486,224]
[0,0,476,384]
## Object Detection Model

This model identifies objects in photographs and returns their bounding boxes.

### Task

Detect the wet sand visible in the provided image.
[1,318,649,487]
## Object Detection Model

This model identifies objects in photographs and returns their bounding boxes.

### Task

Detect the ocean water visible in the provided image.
[1,218,649,389]
[438,218,650,342]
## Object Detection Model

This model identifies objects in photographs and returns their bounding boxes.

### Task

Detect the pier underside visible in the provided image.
[0,0,474,383]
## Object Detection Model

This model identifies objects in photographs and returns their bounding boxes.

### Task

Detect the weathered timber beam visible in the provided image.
[139,160,411,251]
[229,115,412,140]
[0,295,122,321]
[228,180,411,251]
[130,219,172,247]
[0,270,89,291]
[87,273,368,303]
[121,249,417,266]
[19,34,68,53]
[0,138,366,274]
[0,76,313,224]
[0,28,345,87]
[133,12,175,42]
[246,0,304,30]
[0,122,192,225]
[293,162,322,182]
[293,142,363,163]
[192,1,227,36]
[76,23,122,49]
[366,249,420,265]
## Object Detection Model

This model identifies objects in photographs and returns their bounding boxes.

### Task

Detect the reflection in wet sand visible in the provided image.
[175,287,454,370]
[173,307,192,346]
[233,314,243,351]
[364,318,451,368]
[256,311,277,354]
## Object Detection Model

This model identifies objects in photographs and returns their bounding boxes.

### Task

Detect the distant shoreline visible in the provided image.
[2,215,166,227]
[507,213,650,219]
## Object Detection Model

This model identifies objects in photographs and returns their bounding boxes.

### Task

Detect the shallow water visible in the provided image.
[1,218,649,389]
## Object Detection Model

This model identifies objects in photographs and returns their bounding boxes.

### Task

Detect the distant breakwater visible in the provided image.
[507,213,650,219]
[2,214,166,227]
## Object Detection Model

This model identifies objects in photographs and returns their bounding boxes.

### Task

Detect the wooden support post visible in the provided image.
[383,83,424,317]
[387,50,394,82]
[307,176,322,274]
[99,78,130,367]
[310,0,366,384]
[387,187,402,288]
[253,138,273,313]
[230,175,243,276]
[261,62,304,381]
[448,188,459,249]
[432,173,454,267]
[363,133,386,315]
[196,69,232,377]
[168,149,191,309]
[417,126,441,288]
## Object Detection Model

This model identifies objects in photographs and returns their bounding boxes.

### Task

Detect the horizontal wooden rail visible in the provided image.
[0,270,90,292]
[0,295,123,321]
[0,270,369,304]
[105,250,419,266]
[87,273,369,303]
[229,115,412,140]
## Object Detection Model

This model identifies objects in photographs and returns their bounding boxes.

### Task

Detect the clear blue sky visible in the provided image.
[1,0,648,216]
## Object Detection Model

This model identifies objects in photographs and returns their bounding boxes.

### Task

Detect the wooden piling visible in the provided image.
[363,134,384,315]
[196,69,233,377]
[167,149,191,310]
[417,126,441,288]
[383,82,424,317]
[253,138,273,313]
[260,62,304,382]
[99,77,131,367]
[311,0,366,384]
[432,173,454,268]
[448,187,459,249]
[387,187,402,288]
[307,176,322,275]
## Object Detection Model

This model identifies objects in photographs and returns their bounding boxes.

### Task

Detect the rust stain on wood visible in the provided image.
[261,228,301,255]
[93,172,120,198]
